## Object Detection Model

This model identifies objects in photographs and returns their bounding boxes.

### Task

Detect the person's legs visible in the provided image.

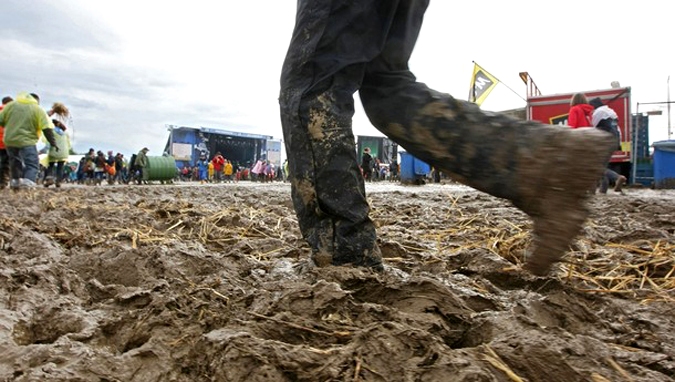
[280,0,407,269]
[6,147,22,188]
[11,146,39,187]
[599,169,612,193]
[23,146,39,183]
[55,161,65,187]
[358,4,614,275]
[603,168,626,192]
[0,149,9,188]
[44,162,56,186]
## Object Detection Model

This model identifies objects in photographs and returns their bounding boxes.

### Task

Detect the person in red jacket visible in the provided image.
[0,96,14,189]
[568,93,594,128]
[211,152,225,183]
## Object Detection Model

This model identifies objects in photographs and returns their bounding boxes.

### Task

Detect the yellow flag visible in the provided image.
[468,63,499,107]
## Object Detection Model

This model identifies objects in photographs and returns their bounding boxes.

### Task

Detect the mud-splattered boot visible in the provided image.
[361,88,615,276]
[516,129,615,275]
[305,210,383,272]
[43,176,55,188]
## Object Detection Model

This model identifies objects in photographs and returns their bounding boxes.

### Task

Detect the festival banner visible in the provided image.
[468,62,499,106]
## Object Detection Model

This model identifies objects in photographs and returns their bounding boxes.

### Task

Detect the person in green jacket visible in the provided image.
[0,96,13,189]
[42,103,72,188]
[0,93,58,189]
[135,147,149,184]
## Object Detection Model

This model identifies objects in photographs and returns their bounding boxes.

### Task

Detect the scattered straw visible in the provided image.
[482,345,524,382]
[606,357,635,382]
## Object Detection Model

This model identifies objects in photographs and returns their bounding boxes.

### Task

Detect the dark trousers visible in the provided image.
[45,161,66,183]
[7,145,39,182]
[280,1,431,263]
[279,1,569,262]
[0,149,9,187]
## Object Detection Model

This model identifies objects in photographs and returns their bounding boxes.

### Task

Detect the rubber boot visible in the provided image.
[43,176,55,188]
[361,85,615,276]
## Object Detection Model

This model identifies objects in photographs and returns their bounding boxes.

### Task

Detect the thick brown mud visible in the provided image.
[1,182,674,381]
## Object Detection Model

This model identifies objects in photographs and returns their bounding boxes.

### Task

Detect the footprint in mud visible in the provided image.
[13,306,86,345]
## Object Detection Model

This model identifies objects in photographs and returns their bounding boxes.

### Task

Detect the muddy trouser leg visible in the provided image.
[280,69,382,268]
[280,0,421,269]
[357,13,614,274]
[361,79,615,273]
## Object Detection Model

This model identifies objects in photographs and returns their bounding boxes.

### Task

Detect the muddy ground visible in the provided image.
[0,181,674,382]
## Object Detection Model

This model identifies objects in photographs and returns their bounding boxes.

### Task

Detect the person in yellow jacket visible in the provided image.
[223,159,233,183]
[207,161,214,182]
[0,93,58,189]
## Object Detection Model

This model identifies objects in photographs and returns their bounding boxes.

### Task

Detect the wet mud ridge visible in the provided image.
[0,183,674,381]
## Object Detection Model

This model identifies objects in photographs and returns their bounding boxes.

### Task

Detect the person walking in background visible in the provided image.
[0,96,13,189]
[211,152,225,183]
[282,158,289,182]
[265,161,276,182]
[207,160,214,182]
[82,148,96,183]
[251,158,264,182]
[223,159,233,183]
[361,147,373,181]
[114,153,126,184]
[43,102,72,187]
[197,153,209,183]
[279,1,615,275]
[589,97,627,193]
[93,150,107,185]
[568,93,594,128]
[389,158,399,182]
[135,147,149,184]
[0,93,58,189]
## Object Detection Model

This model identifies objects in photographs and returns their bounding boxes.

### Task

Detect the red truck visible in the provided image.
[526,87,632,177]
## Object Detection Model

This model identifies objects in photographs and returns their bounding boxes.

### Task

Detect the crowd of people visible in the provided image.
[0,92,145,189]
[360,147,399,182]
[0,92,411,191]
[71,148,129,185]
[0,93,67,189]
[178,155,290,184]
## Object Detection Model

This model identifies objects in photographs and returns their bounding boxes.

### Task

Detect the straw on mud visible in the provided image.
[482,345,524,382]
[568,240,675,303]
[353,354,362,382]
[191,287,229,304]
[591,373,612,382]
[398,192,675,304]
[606,357,635,382]
[248,311,353,339]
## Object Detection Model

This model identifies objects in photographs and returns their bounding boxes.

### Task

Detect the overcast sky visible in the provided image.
[2,1,673,157]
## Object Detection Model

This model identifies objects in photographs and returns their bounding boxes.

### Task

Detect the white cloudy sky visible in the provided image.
[1,0,673,157]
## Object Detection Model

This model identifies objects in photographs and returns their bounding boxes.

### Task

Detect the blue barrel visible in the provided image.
[653,140,675,189]
[399,152,430,184]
